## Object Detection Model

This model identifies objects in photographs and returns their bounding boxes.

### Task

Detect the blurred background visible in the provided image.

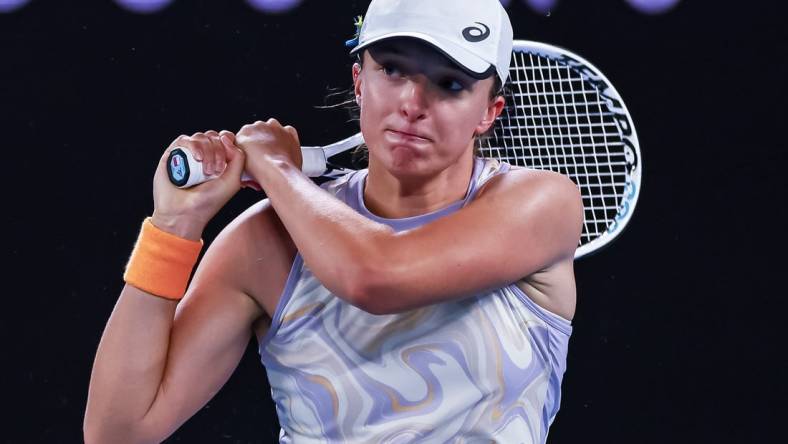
[2,0,785,442]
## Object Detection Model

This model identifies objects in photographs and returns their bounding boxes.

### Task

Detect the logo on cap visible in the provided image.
[462,22,490,43]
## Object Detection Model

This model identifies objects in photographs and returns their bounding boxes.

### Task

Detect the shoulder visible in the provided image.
[478,167,582,215]
[472,167,582,315]
[198,199,297,317]
[473,166,583,257]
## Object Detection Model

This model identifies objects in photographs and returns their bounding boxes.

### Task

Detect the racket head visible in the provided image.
[479,40,642,259]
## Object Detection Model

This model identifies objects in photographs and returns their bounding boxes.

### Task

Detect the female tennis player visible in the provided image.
[84,0,583,442]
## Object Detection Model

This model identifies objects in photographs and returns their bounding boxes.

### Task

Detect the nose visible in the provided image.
[399,76,428,122]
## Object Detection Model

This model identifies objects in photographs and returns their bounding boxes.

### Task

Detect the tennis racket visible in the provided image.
[167,40,642,259]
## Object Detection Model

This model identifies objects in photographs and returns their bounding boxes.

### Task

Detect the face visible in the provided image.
[353,39,504,179]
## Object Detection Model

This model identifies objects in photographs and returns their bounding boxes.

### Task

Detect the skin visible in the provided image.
[84,39,583,443]
[358,42,503,215]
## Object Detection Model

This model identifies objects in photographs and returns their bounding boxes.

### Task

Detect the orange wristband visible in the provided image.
[123,217,204,300]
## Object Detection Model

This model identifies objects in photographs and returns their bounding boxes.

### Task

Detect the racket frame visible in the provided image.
[309,40,642,259]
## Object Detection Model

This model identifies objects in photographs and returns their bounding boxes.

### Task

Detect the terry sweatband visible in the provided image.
[123,217,204,300]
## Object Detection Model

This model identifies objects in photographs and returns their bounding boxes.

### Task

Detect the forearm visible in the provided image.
[84,284,177,442]
[255,155,394,303]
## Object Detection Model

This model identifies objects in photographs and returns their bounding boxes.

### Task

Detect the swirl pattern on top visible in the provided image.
[259,158,572,443]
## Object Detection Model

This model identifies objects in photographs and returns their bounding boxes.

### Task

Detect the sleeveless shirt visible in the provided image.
[258,157,572,443]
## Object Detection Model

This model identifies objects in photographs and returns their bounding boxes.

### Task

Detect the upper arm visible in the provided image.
[357,169,583,314]
[139,201,294,441]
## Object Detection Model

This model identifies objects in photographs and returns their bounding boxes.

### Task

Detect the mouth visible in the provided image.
[385,129,432,143]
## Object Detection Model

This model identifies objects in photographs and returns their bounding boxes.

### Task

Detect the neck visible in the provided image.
[363,152,475,219]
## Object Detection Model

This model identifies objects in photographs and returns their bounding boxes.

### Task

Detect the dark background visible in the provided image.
[2,0,785,442]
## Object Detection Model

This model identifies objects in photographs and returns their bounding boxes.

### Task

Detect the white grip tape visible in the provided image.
[301,146,328,178]
[168,145,325,189]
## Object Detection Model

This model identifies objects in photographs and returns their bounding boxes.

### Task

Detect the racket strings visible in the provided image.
[479,52,632,246]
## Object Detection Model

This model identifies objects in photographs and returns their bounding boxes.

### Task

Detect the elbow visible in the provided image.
[353,294,391,316]
[83,416,154,444]
[339,261,395,316]
[83,422,120,444]
[329,228,407,315]
[83,409,107,444]
[83,422,99,444]
[83,423,127,444]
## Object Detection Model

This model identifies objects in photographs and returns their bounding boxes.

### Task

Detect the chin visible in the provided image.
[372,143,430,176]
[389,144,423,165]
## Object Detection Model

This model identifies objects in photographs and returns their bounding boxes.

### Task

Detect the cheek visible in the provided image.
[358,90,378,141]
[358,79,391,139]
[435,102,486,149]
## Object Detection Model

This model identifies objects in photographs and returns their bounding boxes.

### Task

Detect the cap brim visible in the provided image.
[350,32,496,80]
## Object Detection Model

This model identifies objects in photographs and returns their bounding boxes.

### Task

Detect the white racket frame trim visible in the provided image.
[508,41,642,258]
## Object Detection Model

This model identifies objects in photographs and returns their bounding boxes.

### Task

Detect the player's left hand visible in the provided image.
[233,119,302,182]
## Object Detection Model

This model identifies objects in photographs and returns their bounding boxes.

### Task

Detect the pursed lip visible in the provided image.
[385,128,432,142]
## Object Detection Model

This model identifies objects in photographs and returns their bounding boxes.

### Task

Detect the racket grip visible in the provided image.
[167,145,328,189]
[301,146,328,178]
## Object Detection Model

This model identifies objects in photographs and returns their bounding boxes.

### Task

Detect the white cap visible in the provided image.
[349,0,514,85]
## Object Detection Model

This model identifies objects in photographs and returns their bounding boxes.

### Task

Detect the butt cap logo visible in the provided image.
[170,152,187,182]
[462,22,490,42]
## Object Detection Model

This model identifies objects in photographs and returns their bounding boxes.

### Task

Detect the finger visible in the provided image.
[223,147,246,185]
[219,130,236,145]
[266,118,281,127]
[164,134,189,155]
[194,133,221,175]
[188,136,214,175]
[284,125,300,145]
[209,134,229,175]
[161,135,197,170]
[197,133,226,175]
[192,144,204,162]
[220,133,234,145]
[220,134,236,160]
[188,134,208,163]
[211,139,226,175]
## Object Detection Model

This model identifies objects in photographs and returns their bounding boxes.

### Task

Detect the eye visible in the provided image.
[439,77,466,92]
[381,63,402,78]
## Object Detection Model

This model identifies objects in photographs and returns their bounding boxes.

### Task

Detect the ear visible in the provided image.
[352,63,363,104]
[475,95,505,135]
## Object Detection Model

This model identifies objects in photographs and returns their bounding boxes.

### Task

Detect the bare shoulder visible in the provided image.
[476,167,582,320]
[477,167,583,237]
[195,199,297,318]
[479,166,580,201]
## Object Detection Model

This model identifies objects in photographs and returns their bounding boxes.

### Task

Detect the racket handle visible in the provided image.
[167,146,328,189]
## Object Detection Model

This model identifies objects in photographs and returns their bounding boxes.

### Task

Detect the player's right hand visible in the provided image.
[150,130,245,240]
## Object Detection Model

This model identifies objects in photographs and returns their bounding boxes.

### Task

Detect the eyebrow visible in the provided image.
[371,42,404,56]
[371,46,473,80]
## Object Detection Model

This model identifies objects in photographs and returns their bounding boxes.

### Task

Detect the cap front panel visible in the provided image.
[353,0,512,83]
